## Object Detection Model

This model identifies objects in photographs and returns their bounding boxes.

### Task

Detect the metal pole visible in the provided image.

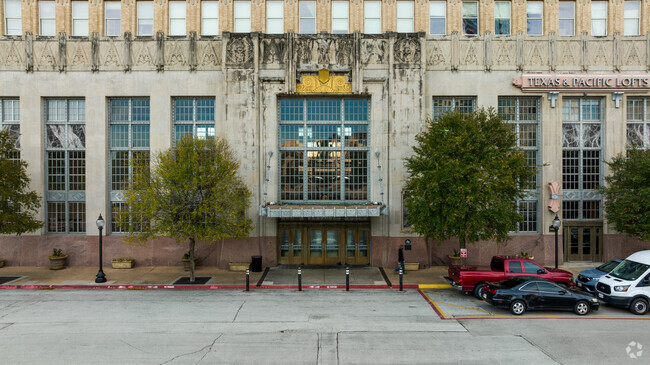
[345,266,350,292]
[95,226,106,283]
[298,266,302,292]
[555,227,559,269]
[245,268,250,292]
[399,268,403,292]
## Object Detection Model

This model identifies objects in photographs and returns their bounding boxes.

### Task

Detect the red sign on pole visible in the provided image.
[460,248,467,258]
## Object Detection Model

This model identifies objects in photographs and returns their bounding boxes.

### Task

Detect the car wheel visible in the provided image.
[629,298,649,315]
[473,282,486,300]
[573,300,589,316]
[509,300,526,315]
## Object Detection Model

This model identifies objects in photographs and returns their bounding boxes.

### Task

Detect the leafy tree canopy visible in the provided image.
[119,136,254,281]
[404,109,534,250]
[0,130,43,235]
[601,149,650,241]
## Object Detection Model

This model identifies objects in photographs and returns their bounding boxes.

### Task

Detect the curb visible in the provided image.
[0,284,443,290]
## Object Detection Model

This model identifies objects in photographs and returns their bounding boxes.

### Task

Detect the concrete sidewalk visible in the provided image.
[0,262,594,288]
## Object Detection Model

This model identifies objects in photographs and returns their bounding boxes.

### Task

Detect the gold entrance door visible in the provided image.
[307,229,341,265]
[345,228,370,265]
[278,228,303,264]
[564,225,602,262]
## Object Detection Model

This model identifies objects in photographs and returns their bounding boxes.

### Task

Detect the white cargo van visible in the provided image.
[596,250,650,315]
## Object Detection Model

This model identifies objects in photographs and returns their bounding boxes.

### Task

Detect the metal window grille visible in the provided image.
[172,97,215,142]
[45,99,86,233]
[0,99,20,161]
[432,96,476,120]
[498,97,540,232]
[562,98,602,220]
[108,98,150,233]
[626,98,650,149]
[279,98,369,203]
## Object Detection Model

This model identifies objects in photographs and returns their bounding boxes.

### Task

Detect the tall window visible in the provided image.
[591,1,607,36]
[299,1,316,34]
[72,1,88,36]
[279,98,369,202]
[45,99,86,233]
[266,1,283,34]
[396,1,414,33]
[137,1,153,36]
[332,1,349,34]
[627,98,650,149]
[494,1,510,35]
[39,1,56,36]
[432,96,476,119]
[498,97,540,232]
[0,99,20,161]
[429,1,445,35]
[105,1,121,36]
[173,98,215,142]
[624,1,640,36]
[364,1,381,34]
[201,1,219,35]
[169,1,186,35]
[4,0,21,35]
[562,98,602,220]
[526,1,543,35]
[234,1,251,33]
[559,1,575,36]
[462,1,478,35]
[109,98,150,233]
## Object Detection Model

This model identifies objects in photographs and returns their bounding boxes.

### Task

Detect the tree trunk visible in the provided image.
[459,236,467,266]
[189,237,196,283]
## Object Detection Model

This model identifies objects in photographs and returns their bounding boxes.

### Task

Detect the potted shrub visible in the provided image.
[49,248,67,270]
[112,258,135,269]
[448,249,461,266]
[518,251,534,260]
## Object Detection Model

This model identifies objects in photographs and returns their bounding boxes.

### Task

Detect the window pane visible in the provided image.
[462,2,478,17]
[72,1,88,18]
[234,1,251,33]
[365,1,381,18]
[138,2,153,18]
[202,1,219,35]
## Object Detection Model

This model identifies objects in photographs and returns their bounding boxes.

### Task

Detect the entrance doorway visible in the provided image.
[564,225,603,262]
[278,222,370,265]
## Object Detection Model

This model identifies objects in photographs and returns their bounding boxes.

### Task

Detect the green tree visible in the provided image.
[601,149,650,241]
[0,130,43,235]
[119,136,254,282]
[404,109,534,262]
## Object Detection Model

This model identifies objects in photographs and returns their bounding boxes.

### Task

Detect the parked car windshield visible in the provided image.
[609,260,650,281]
[596,260,620,273]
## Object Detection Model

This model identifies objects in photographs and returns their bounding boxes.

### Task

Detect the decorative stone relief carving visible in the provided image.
[493,40,516,66]
[523,41,549,67]
[131,40,157,70]
[557,40,581,67]
[426,39,449,66]
[296,69,352,93]
[0,40,25,70]
[335,39,353,66]
[361,38,387,64]
[622,41,645,66]
[196,40,222,69]
[33,40,58,71]
[99,40,124,70]
[295,38,314,65]
[261,37,287,64]
[394,37,420,65]
[165,40,189,69]
[316,37,332,65]
[226,35,254,67]
[459,39,482,66]
[66,40,92,70]
[588,42,611,66]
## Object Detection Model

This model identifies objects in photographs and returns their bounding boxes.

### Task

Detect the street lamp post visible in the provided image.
[95,214,107,283]
[550,214,561,269]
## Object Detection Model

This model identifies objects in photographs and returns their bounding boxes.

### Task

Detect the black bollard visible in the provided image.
[245,268,250,292]
[298,266,302,292]
[345,266,350,292]
[399,268,404,292]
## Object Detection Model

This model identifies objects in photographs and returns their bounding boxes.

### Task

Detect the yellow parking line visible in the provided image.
[419,284,453,289]
[422,289,484,302]
[420,290,449,318]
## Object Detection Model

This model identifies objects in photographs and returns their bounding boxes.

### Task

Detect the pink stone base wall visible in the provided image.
[603,234,650,261]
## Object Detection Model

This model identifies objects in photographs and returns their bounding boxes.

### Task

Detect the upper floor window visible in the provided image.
[0,99,20,162]
[299,1,316,34]
[364,1,381,34]
[201,1,219,35]
[626,98,650,149]
[526,1,543,35]
[173,98,216,142]
[433,96,476,119]
[266,0,283,34]
[234,0,251,33]
[624,1,640,36]
[429,1,445,35]
[137,1,154,36]
[105,1,121,36]
[559,1,575,36]
[397,1,414,33]
[462,1,478,35]
[591,1,607,36]
[494,1,510,35]
[39,1,56,36]
[332,1,349,34]
[169,1,186,35]
[72,1,88,36]
[4,0,22,35]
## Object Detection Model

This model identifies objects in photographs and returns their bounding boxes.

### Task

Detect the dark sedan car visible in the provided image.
[482,277,600,315]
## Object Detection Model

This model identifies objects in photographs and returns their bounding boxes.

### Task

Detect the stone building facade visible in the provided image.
[1,0,650,268]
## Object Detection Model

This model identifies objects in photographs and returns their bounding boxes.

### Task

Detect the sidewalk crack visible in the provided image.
[232,302,245,323]
[158,334,223,365]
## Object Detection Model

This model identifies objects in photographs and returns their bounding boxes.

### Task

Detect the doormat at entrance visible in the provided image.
[173,277,212,285]
[0,277,21,285]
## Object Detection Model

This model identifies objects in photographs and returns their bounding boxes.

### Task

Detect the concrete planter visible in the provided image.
[49,255,67,270]
[0,259,4,268]
[404,262,420,271]
[229,262,250,272]
[448,255,461,266]
[112,259,134,269]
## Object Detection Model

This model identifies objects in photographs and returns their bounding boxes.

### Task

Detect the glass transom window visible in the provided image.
[279,98,369,203]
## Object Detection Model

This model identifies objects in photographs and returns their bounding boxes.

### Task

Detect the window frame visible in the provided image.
[299,1,316,34]
[169,1,186,36]
[462,1,478,35]
[104,1,122,37]
[364,1,381,34]
[39,1,56,36]
[590,1,607,37]
[0,98,20,162]
[626,98,650,150]
[331,1,349,34]
[429,1,446,35]
[526,1,543,36]
[623,1,641,36]
[559,1,575,36]
[494,1,510,36]
[71,1,88,37]
[172,97,216,142]
[266,0,284,34]
[4,0,22,36]
[396,1,414,33]
[432,96,477,120]
[234,0,251,33]
[201,1,219,36]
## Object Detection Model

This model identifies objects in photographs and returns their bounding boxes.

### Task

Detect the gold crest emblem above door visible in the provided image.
[296,69,352,94]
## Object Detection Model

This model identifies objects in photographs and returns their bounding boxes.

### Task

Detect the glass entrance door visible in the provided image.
[564,225,602,262]
[278,229,303,264]
[345,229,370,265]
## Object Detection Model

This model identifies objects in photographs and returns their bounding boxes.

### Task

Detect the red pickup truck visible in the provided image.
[447,256,575,299]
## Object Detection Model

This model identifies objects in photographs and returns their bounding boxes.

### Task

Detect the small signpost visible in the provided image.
[460,248,467,258]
